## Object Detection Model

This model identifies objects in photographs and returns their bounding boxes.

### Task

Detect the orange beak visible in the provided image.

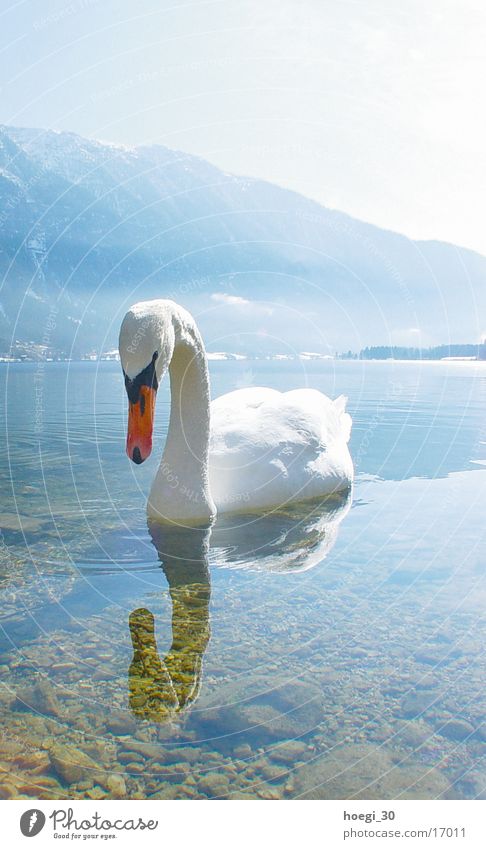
[126,385,157,464]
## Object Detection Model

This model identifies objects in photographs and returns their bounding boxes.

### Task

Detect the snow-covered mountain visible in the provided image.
[0,125,484,355]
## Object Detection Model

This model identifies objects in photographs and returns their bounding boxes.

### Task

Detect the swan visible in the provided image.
[119,299,353,525]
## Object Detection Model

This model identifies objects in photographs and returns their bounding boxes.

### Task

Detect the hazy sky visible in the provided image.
[1,0,485,254]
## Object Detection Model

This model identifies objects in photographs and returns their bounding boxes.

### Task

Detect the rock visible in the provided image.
[349,647,368,659]
[456,769,486,799]
[0,740,23,758]
[0,782,18,799]
[415,649,451,666]
[124,762,145,774]
[105,775,127,798]
[14,750,50,771]
[49,744,100,785]
[198,773,230,798]
[92,668,113,682]
[199,678,324,745]
[156,724,180,742]
[256,785,282,800]
[180,787,198,798]
[269,740,308,764]
[148,747,197,766]
[149,783,181,800]
[251,760,286,782]
[20,716,49,738]
[121,741,161,760]
[400,690,437,719]
[416,674,441,690]
[76,780,94,791]
[0,513,45,532]
[229,791,256,799]
[14,679,62,718]
[475,724,486,743]
[118,751,145,765]
[439,720,475,742]
[18,781,62,798]
[149,763,170,775]
[87,786,107,800]
[171,747,201,765]
[104,712,137,735]
[397,720,433,748]
[293,743,451,799]
[233,743,252,759]
[371,723,394,743]
[0,690,14,711]
[83,741,115,766]
[164,763,191,782]
[32,776,63,790]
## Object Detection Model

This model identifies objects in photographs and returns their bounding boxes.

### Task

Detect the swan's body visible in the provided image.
[119,299,353,525]
[209,387,352,512]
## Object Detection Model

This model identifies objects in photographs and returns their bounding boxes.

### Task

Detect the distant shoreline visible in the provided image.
[3,341,484,365]
[1,356,485,365]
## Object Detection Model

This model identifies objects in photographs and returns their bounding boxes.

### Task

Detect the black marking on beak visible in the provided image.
[123,351,159,404]
[132,446,143,464]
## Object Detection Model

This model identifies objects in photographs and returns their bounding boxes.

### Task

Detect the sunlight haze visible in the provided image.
[0,0,485,253]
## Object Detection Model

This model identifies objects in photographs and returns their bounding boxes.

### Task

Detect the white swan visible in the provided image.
[119,299,353,525]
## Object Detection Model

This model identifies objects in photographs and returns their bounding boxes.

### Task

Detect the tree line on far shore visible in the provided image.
[338,343,486,360]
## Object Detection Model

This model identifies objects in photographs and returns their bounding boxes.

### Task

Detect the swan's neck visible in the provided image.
[148,305,215,525]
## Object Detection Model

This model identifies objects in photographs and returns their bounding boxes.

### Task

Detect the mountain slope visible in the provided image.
[0,125,484,354]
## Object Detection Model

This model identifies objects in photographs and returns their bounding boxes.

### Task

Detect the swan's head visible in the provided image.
[119,301,175,464]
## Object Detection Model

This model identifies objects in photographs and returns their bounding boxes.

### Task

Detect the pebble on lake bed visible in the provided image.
[14,679,62,718]
[49,744,101,786]
[438,720,475,742]
[105,774,127,798]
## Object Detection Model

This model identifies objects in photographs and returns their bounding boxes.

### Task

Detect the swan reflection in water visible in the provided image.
[128,523,211,722]
[128,490,351,721]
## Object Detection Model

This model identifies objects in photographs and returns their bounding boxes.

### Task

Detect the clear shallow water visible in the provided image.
[0,359,485,800]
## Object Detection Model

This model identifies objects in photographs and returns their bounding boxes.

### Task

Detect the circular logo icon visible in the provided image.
[20,810,46,837]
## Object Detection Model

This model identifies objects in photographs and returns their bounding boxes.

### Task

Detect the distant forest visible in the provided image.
[339,344,486,360]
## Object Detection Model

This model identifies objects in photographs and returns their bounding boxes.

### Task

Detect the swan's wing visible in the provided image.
[279,389,352,446]
[209,387,353,511]
[210,388,350,448]
[210,386,281,413]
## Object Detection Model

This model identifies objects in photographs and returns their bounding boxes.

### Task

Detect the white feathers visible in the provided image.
[209,387,353,514]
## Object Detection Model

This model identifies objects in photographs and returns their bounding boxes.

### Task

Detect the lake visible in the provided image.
[0,358,485,800]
